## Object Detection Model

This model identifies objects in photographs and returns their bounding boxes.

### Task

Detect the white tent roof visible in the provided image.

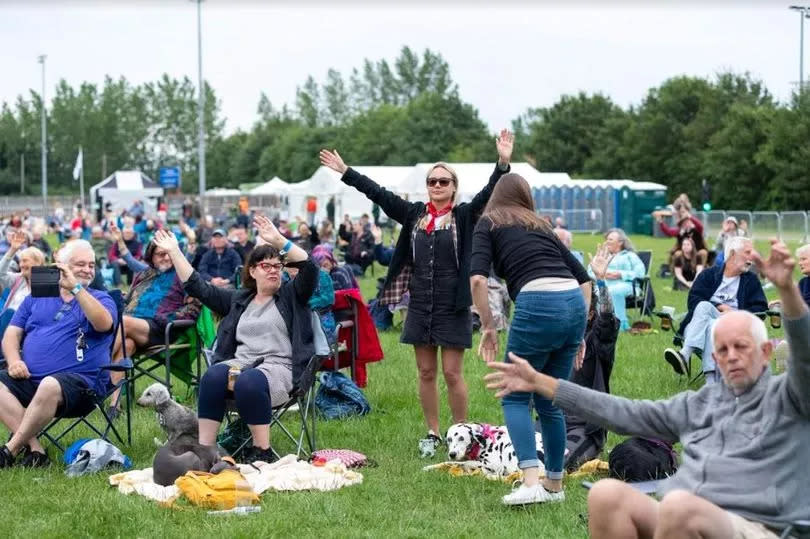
[398,162,569,202]
[205,187,242,196]
[250,176,292,195]
[89,170,163,199]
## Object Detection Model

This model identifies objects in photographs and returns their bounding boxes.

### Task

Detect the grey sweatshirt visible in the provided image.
[555,311,810,532]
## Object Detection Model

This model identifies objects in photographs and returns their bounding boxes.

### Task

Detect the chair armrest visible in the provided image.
[99,359,133,372]
[632,276,650,297]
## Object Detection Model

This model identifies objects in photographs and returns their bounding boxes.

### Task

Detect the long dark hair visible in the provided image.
[242,244,281,291]
[482,173,551,231]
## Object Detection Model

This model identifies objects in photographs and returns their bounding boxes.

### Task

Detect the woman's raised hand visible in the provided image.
[253,214,284,248]
[588,243,615,280]
[9,230,28,252]
[153,229,180,253]
[319,149,348,174]
[496,128,514,165]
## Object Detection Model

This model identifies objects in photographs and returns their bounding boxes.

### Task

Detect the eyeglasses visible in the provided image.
[255,261,284,273]
[426,178,453,187]
[152,251,171,259]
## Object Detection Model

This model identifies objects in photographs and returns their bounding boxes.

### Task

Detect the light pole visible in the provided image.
[789,5,810,92]
[37,54,47,211]
[195,0,206,214]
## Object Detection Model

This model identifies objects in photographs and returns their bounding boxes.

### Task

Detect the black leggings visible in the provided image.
[197,363,272,425]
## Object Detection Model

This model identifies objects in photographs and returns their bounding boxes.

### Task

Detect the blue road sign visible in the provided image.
[159,166,180,189]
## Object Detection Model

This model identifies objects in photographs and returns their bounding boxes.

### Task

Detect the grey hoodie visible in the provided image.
[554,311,810,533]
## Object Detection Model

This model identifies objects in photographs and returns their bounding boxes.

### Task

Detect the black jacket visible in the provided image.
[183,259,318,385]
[677,263,768,337]
[340,163,508,311]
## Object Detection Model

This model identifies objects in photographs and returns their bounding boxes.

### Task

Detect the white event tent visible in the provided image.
[286,166,413,223]
[89,170,164,217]
[397,162,570,203]
[249,176,292,195]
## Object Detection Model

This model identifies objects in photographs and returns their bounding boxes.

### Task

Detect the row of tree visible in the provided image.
[0,46,808,209]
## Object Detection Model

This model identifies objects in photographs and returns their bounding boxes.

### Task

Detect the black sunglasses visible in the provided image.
[426,178,453,187]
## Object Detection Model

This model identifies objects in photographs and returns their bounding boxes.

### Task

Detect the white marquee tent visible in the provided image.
[397,162,571,203]
[89,170,164,216]
[205,187,242,196]
[249,176,292,195]
[286,166,413,223]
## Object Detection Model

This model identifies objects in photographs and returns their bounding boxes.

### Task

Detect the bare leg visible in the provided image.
[588,479,659,539]
[198,418,221,446]
[248,424,270,449]
[655,489,736,539]
[440,347,467,424]
[5,377,64,456]
[110,316,152,405]
[414,345,440,434]
[0,383,26,448]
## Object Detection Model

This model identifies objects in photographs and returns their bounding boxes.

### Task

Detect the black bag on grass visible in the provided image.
[608,437,678,481]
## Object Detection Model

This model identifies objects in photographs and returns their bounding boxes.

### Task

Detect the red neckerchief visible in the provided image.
[425,202,452,235]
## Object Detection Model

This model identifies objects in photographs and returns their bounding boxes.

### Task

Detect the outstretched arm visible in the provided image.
[753,239,810,417]
[468,129,514,217]
[320,149,412,224]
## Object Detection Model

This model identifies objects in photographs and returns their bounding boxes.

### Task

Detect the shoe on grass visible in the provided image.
[418,431,442,458]
[664,348,688,376]
[18,447,49,468]
[241,445,278,465]
[0,445,15,468]
[502,483,565,506]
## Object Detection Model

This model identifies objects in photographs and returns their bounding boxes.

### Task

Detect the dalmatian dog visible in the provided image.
[445,422,545,478]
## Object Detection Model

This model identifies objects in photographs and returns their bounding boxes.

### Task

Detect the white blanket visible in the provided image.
[108,454,363,503]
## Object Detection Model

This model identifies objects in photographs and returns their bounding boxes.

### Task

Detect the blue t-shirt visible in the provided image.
[10,290,118,394]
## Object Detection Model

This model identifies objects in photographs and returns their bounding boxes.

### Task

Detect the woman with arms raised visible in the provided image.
[319,130,514,457]
[152,215,317,463]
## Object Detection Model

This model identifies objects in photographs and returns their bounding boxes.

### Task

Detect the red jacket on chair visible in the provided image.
[325,288,383,387]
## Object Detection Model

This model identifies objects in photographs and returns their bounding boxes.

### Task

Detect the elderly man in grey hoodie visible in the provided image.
[486,238,810,539]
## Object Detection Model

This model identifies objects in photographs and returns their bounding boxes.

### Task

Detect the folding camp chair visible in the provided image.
[625,250,654,320]
[39,289,134,452]
[203,312,329,460]
[321,290,361,384]
[129,306,214,398]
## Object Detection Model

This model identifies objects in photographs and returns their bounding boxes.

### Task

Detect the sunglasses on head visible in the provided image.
[426,177,453,187]
[255,261,284,273]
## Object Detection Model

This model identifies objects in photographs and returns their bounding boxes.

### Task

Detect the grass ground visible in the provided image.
[0,234,792,538]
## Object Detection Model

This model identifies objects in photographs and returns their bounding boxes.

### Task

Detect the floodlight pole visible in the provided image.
[38,54,48,212]
[789,6,810,92]
[195,0,206,213]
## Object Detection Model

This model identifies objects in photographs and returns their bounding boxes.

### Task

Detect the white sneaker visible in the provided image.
[502,484,565,506]
[418,431,443,458]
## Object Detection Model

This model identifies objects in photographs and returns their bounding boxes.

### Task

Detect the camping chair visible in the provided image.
[129,306,215,398]
[321,289,361,384]
[203,313,329,460]
[625,250,654,320]
[39,289,133,452]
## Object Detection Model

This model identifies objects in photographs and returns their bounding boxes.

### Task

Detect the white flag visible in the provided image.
[72,148,83,181]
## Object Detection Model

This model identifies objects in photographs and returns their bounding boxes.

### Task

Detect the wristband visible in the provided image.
[596,279,606,287]
[279,240,293,256]
[70,283,83,296]
[497,161,509,172]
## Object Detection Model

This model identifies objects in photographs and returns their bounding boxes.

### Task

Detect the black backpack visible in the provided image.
[608,437,678,482]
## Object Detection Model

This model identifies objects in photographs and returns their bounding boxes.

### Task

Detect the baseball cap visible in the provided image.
[212,228,226,237]
[724,216,738,225]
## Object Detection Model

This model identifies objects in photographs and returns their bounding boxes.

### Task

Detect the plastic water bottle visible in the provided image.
[207,506,261,516]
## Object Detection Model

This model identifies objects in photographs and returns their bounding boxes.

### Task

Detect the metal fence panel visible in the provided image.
[726,210,754,237]
[779,211,808,244]
[564,209,604,233]
[751,211,781,241]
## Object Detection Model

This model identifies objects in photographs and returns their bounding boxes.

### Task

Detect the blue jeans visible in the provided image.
[683,301,721,374]
[501,289,586,480]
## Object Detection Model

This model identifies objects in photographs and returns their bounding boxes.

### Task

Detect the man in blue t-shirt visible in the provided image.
[0,240,117,468]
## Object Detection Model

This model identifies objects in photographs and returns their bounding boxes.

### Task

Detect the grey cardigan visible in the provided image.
[555,311,810,533]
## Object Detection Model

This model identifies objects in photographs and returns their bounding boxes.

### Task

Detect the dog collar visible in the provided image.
[467,442,481,461]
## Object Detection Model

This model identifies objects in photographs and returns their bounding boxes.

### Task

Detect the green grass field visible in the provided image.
[0,234,792,538]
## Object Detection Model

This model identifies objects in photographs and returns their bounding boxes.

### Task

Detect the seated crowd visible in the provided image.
[0,195,807,538]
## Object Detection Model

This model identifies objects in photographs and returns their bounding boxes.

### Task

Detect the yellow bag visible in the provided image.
[175,468,259,509]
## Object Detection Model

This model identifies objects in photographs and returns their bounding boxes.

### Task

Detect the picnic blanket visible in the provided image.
[109,454,363,504]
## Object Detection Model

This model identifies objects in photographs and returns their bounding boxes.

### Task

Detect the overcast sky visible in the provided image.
[1,1,804,135]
